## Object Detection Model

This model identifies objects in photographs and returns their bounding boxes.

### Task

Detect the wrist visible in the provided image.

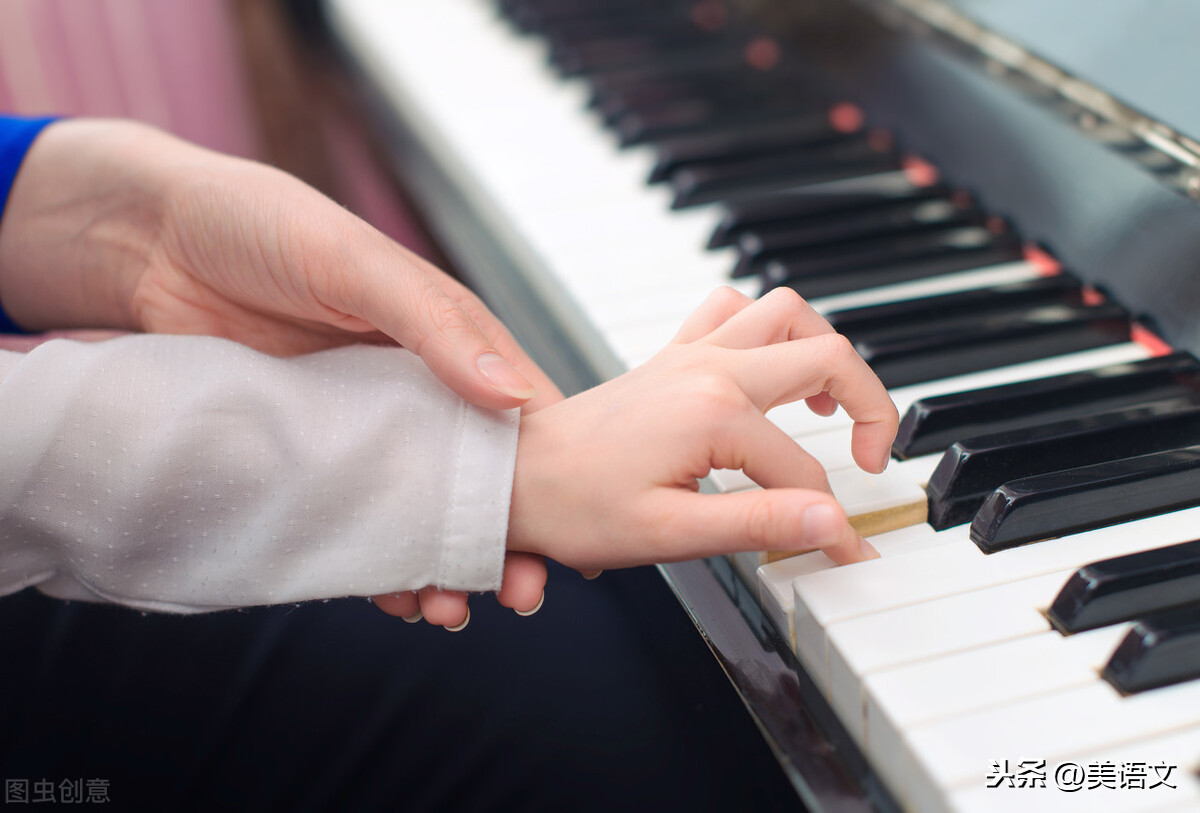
[0,119,172,332]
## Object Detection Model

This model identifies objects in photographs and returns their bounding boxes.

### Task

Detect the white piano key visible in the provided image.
[707,437,935,492]
[902,680,1200,812]
[864,625,1130,777]
[946,726,1200,812]
[706,462,929,533]
[755,550,834,653]
[790,505,1200,696]
[795,503,1200,625]
[757,523,971,658]
[825,570,1072,740]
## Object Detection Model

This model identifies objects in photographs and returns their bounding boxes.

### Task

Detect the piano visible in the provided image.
[319,0,1200,809]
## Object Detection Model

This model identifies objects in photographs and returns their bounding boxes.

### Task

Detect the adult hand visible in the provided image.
[0,119,561,411]
[507,287,900,571]
[0,119,559,626]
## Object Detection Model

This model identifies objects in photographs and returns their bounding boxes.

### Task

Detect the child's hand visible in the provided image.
[507,287,899,571]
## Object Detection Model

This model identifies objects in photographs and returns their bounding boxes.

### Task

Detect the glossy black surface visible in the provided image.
[734,195,980,277]
[761,226,1023,300]
[707,184,948,248]
[604,73,828,123]
[970,445,1200,552]
[761,3,1200,359]
[586,57,791,110]
[555,36,739,77]
[929,394,1200,529]
[670,136,898,207]
[543,8,695,50]
[649,113,845,184]
[504,0,687,33]
[894,352,1200,460]
[594,70,793,122]
[1048,538,1200,634]
[827,274,1081,342]
[858,301,1129,390]
[1103,603,1200,694]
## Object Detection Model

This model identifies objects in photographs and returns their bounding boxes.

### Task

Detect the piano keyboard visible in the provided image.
[324,1,1200,810]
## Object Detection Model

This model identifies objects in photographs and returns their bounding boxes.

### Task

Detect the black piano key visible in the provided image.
[894,352,1200,460]
[762,226,1024,300]
[827,275,1083,340]
[857,301,1130,390]
[542,9,695,48]
[734,196,982,277]
[548,27,713,72]
[585,52,817,120]
[928,394,1200,530]
[583,51,774,102]
[594,71,771,121]
[504,0,685,33]
[971,445,1200,553]
[621,98,831,149]
[1047,539,1200,635]
[648,113,846,183]
[589,63,816,119]
[559,38,747,78]
[1103,604,1200,694]
[601,76,816,127]
[670,137,898,206]
[707,185,951,248]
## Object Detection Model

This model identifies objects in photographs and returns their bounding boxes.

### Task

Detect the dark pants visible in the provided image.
[1,565,801,812]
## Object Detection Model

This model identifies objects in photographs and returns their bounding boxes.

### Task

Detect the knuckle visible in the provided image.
[808,331,857,365]
[414,293,476,352]
[686,368,747,419]
[763,284,806,311]
[740,497,786,549]
[711,285,752,308]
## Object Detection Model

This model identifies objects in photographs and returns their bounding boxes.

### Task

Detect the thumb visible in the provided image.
[376,278,538,411]
[663,489,879,565]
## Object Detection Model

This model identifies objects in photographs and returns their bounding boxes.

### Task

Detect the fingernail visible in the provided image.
[801,503,840,547]
[878,449,892,473]
[444,607,470,632]
[858,535,881,560]
[515,591,545,617]
[582,570,603,581]
[402,611,424,624]
[476,352,537,400]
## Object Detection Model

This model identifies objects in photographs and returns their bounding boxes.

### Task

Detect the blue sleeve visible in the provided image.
[0,114,58,334]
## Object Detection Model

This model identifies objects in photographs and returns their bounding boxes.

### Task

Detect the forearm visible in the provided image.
[0,119,181,332]
[0,336,517,612]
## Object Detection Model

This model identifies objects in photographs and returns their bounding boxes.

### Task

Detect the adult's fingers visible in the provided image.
[441,275,565,413]
[731,334,898,473]
[495,552,548,615]
[417,586,472,630]
[702,286,834,349]
[657,488,879,566]
[347,249,541,412]
[371,590,423,622]
[672,286,756,344]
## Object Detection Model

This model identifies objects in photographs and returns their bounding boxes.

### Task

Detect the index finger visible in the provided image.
[702,286,835,349]
[727,333,898,473]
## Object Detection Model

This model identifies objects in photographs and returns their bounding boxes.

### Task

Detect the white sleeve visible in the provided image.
[0,335,519,613]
